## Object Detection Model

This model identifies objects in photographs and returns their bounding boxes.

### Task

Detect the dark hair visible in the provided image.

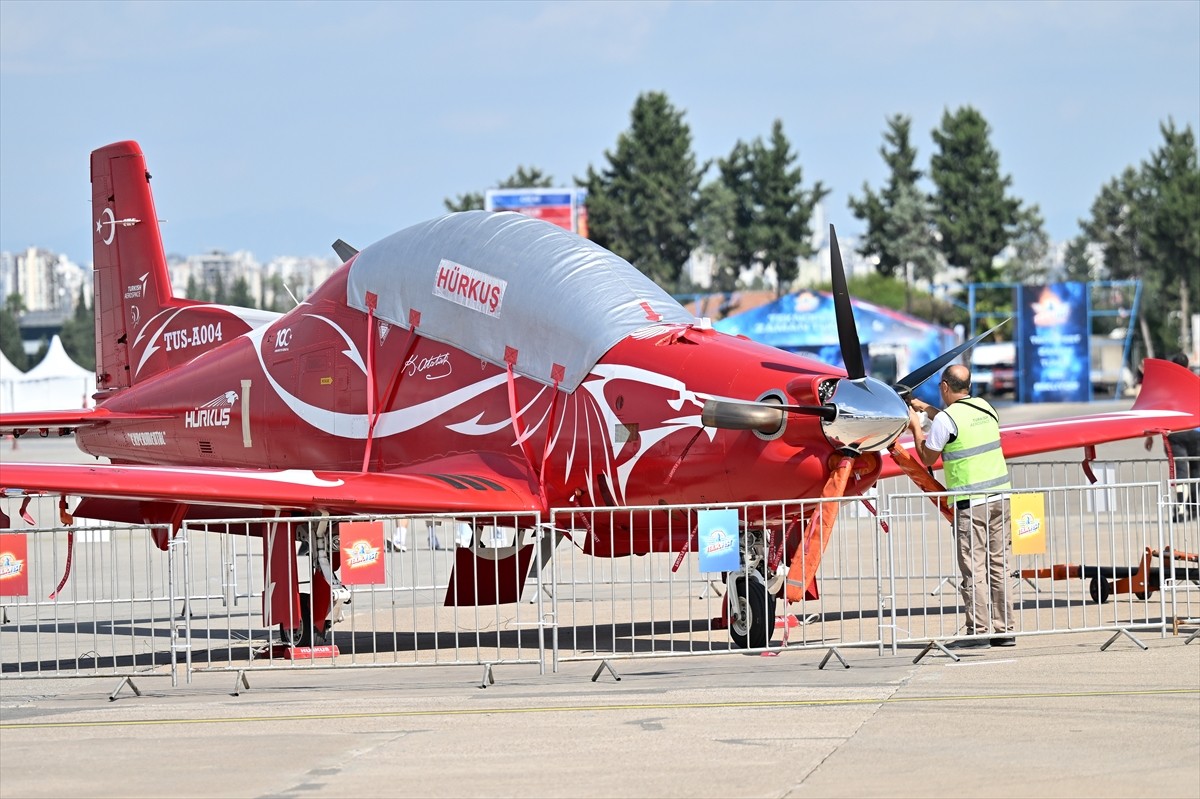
[1168,352,1190,368]
[942,365,972,394]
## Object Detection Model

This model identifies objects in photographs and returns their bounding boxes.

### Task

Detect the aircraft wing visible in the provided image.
[0,408,173,435]
[882,358,1200,479]
[0,453,543,518]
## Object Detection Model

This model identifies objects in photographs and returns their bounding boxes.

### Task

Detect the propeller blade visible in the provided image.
[893,318,1012,398]
[829,225,866,380]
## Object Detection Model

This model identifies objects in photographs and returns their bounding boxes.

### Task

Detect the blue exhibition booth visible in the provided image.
[712,290,959,404]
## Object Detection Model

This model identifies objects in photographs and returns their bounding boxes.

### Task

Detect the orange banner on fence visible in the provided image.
[339,521,386,585]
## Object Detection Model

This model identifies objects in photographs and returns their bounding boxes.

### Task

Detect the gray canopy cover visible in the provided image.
[346,211,695,391]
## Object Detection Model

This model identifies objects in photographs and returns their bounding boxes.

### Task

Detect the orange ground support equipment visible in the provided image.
[1018,547,1200,603]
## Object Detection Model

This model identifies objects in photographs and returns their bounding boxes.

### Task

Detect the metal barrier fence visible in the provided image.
[175,511,546,686]
[545,498,886,670]
[3,471,1198,689]
[0,493,181,695]
[883,482,1175,657]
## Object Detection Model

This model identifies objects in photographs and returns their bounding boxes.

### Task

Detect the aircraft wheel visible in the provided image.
[729,575,775,650]
[279,592,329,647]
[1087,577,1112,604]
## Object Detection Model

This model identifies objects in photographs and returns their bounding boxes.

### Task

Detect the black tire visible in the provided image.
[279,592,328,647]
[729,575,776,649]
[1087,577,1112,604]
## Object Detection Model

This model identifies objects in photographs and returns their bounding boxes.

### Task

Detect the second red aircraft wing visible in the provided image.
[0,408,174,435]
[881,358,1200,479]
[0,456,543,518]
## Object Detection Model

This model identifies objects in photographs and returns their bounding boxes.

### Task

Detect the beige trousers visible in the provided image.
[954,498,1012,635]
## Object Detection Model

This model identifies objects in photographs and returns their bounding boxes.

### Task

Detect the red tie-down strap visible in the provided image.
[536,364,565,501]
[48,530,74,600]
[785,456,855,602]
[504,347,544,508]
[362,308,422,472]
[503,350,565,514]
[888,442,954,523]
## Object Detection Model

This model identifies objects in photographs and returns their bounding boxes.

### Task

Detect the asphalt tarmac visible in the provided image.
[0,632,1197,798]
[2,399,1198,798]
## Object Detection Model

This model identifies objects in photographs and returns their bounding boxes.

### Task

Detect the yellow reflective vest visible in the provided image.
[941,398,1011,504]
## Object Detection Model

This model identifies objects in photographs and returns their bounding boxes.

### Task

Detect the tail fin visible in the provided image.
[91,141,177,392]
[90,141,274,393]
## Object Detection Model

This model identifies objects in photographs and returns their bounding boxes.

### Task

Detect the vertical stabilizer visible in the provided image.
[91,141,174,392]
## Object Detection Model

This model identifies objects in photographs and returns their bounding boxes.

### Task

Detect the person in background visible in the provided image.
[908,364,1015,650]
[1166,353,1200,521]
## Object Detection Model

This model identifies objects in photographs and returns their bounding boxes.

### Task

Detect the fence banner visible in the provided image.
[339,521,386,585]
[1011,492,1048,555]
[697,509,740,572]
[0,534,28,597]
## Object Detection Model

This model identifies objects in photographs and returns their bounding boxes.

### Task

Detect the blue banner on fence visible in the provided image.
[697,509,741,573]
[1017,281,1091,403]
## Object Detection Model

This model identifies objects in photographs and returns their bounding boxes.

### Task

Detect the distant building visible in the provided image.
[9,247,89,314]
[0,247,91,354]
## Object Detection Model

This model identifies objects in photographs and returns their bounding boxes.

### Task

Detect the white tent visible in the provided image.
[0,347,21,413]
[6,335,96,412]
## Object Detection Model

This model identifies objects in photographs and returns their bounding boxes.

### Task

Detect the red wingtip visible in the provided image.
[1133,358,1200,428]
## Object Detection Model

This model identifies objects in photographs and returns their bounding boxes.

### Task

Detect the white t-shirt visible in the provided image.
[927,404,1008,507]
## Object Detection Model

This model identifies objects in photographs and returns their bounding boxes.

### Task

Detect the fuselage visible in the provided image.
[77,263,879,513]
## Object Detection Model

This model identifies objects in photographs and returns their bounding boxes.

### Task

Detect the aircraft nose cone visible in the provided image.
[821,377,910,452]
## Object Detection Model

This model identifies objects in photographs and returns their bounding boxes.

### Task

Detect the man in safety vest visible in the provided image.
[908,363,1015,650]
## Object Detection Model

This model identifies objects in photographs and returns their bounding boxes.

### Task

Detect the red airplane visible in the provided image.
[2,140,1198,649]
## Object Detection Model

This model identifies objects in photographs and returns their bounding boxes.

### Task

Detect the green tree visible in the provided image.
[1077,119,1200,359]
[1062,236,1097,283]
[5,292,26,316]
[0,306,27,371]
[714,140,757,280]
[1080,166,1146,280]
[715,120,828,296]
[58,284,96,372]
[883,182,942,314]
[929,106,1022,284]
[849,114,925,277]
[228,275,255,308]
[211,272,227,305]
[185,274,210,302]
[581,91,703,289]
[812,272,965,329]
[695,180,740,292]
[1002,204,1052,284]
[263,273,291,312]
[1140,120,1199,355]
[444,166,556,212]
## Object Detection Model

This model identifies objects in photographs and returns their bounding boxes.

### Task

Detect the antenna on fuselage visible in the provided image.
[332,239,359,263]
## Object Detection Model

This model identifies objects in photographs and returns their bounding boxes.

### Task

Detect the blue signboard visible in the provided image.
[697,509,741,573]
[1016,282,1091,403]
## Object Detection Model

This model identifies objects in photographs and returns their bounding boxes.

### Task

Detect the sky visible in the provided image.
[1,0,1197,266]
